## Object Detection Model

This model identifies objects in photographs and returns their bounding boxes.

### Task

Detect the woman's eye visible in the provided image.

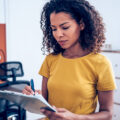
[52,29,57,31]
[51,26,70,31]
[62,26,70,30]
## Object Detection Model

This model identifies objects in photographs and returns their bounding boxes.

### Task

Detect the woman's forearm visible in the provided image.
[73,111,112,120]
[42,77,48,101]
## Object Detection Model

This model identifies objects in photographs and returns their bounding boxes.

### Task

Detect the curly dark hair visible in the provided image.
[40,0,105,55]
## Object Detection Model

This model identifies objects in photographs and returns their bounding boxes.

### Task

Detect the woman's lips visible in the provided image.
[58,40,68,46]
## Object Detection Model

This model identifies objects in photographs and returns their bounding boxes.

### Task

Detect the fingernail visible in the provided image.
[52,105,56,108]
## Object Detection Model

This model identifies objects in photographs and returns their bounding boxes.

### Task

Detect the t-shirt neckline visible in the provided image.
[60,52,93,61]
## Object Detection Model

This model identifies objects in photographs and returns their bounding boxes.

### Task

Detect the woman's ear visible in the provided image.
[79,19,85,30]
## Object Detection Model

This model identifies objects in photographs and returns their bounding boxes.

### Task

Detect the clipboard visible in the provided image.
[0,90,56,114]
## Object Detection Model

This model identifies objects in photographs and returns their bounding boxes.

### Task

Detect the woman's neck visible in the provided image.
[62,44,90,59]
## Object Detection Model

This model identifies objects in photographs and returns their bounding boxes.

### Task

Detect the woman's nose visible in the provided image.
[55,29,64,38]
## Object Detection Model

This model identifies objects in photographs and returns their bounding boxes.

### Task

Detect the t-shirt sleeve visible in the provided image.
[38,56,50,78]
[97,59,116,91]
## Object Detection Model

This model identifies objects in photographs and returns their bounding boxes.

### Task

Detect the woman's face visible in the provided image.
[50,12,84,49]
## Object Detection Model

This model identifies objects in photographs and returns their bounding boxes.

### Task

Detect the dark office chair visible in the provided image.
[0,61,30,120]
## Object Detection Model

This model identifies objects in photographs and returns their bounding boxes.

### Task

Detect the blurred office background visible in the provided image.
[0,0,120,119]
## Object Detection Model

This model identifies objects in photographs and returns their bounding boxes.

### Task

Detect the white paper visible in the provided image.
[0,90,56,114]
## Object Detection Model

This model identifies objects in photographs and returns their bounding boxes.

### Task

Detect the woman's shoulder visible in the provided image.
[46,53,60,59]
[45,53,61,65]
[91,53,111,66]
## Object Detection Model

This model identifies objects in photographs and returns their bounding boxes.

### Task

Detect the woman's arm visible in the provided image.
[41,76,48,101]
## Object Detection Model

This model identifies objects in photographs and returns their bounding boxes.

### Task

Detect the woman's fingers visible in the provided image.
[22,85,42,95]
[40,109,55,119]
[22,85,34,95]
[22,89,32,95]
[35,90,41,94]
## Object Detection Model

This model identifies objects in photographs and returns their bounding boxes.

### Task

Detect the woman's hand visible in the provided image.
[22,85,41,95]
[40,107,76,120]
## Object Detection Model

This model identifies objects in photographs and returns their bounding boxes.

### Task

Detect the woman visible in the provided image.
[23,0,116,119]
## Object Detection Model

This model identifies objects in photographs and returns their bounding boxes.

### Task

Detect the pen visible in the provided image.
[30,79,35,95]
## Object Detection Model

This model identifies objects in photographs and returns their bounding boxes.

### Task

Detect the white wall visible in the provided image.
[89,0,120,50]
[0,0,5,23]
[5,0,48,90]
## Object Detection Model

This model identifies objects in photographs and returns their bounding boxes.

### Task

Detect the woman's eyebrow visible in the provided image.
[51,22,69,27]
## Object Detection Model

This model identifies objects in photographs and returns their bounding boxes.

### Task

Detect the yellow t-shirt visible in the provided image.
[39,52,116,115]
